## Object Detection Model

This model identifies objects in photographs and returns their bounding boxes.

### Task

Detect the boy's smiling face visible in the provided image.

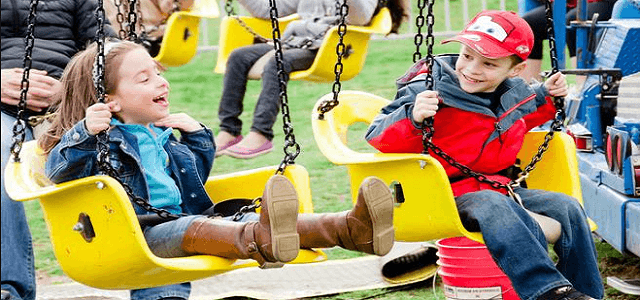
[455,44,526,94]
[108,48,170,126]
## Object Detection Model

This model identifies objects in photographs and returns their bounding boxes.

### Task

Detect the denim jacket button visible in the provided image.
[190,193,197,198]
[72,132,80,141]
[180,168,187,173]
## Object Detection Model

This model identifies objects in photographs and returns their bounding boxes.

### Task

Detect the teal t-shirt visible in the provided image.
[111,119,182,214]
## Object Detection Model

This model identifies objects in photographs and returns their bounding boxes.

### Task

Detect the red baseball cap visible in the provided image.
[442,10,534,61]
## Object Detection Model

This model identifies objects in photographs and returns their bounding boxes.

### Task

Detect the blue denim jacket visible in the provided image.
[45,120,216,216]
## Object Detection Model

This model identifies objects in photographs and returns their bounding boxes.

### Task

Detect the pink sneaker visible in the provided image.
[215,135,243,157]
[225,140,274,159]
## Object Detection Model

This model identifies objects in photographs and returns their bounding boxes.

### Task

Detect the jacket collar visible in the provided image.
[397,54,536,118]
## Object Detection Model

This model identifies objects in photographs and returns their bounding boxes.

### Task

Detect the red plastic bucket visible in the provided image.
[436,237,520,300]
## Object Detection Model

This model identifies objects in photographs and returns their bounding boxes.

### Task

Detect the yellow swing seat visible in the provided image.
[311,91,592,244]
[214,7,392,82]
[154,0,220,67]
[4,141,326,290]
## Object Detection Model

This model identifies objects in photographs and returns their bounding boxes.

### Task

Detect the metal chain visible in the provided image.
[413,0,426,63]
[231,197,262,221]
[127,0,138,41]
[224,0,272,42]
[515,0,567,183]
[94,0,183,220]
[113,0,127,39]
[419,0,566,194]
[317,0,349,119]
[135,0,147,41]
[268,0,300,175]
[224,0,234,16]
[419,0,435,153]
[10,0,39,162]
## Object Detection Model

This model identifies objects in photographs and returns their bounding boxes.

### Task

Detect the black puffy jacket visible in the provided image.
[1,0,115,115]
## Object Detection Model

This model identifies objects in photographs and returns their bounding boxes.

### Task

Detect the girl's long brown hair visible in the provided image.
[38,40,144,154]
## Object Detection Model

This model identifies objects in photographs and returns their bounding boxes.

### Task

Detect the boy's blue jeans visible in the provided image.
[1,112,36,300]
[456,188,604,300]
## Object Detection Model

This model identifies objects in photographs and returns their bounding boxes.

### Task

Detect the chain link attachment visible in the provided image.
[232,197,262,221]
[9,0,39,163]
[317,0,350,119]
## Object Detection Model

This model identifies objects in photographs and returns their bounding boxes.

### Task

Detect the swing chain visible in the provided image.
[423,0,435,91]
[317,0,350,119]
[232,197,262,221]
[514,0,567,182]
[413,0,426,63]
[544,0,560,74]
[113,0,128,39]
[419,0,436,153]
[9,0,39,162]
[127,0,138,41]
[269,0,300,175]
[224,0,271,43]
[224,0,235,16]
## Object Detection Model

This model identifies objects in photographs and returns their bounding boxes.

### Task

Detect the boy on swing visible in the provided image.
[366,10,603,300]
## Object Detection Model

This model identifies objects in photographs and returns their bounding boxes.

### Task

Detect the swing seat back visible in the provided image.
[214,8,392,82]
[311,91,586,244]
[154,0,220,67]
[4,141,325,290]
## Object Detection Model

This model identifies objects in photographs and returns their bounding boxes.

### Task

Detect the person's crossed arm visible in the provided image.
[1,68,61,112]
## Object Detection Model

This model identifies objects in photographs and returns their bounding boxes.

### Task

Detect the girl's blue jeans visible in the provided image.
[456,187,604,300]
[131,213,259,300]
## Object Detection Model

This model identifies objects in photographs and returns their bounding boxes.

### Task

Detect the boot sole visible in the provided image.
[265,175,300,262]
[361,177,395,256]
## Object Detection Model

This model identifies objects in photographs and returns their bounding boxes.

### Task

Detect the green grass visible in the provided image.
[20,0,636,298]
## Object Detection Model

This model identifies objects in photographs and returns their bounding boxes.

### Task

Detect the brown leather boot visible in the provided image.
[297,176,394,256]
[181,175,300,267]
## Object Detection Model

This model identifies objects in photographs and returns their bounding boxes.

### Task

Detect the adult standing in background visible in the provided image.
[1,1,116,299]
[520,0,617,83]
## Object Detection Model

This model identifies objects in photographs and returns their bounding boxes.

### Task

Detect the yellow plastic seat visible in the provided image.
[214,7,392,82]
[4,141,325,290]
[154,0,220,67]
[311,91,591,244]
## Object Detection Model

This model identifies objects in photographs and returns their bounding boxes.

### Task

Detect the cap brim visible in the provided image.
[442,34,514,59]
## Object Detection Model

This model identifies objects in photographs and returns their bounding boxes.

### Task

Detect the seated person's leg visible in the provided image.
[456,190,569,300]
[216,44,274,150]
[522,5,550,83]
[514,187,604,299]
[224,48,317,158]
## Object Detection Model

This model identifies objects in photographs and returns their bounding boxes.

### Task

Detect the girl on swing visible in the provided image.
[38,40,395,297]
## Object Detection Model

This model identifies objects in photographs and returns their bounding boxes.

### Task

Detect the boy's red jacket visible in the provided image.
[365,55,556,196]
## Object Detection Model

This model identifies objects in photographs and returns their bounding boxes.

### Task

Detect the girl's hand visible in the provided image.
[412,90,440,123]
[544,72,568,97]
[85,102,118,135]
[154,113,203,133]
